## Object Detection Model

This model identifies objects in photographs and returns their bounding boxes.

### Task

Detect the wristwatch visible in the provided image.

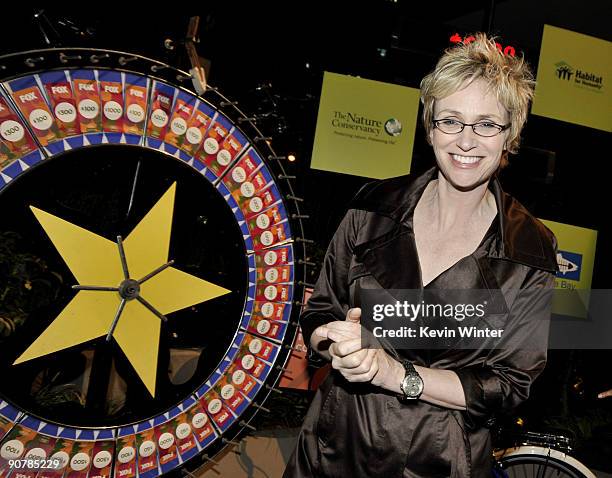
[399,359,424,400]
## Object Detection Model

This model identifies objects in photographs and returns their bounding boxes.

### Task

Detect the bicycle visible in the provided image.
[493,430,596,477]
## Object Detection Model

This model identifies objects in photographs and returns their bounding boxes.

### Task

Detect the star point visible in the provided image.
[15,183,231,396]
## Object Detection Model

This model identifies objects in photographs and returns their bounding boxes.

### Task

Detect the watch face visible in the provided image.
[402,374,424,398]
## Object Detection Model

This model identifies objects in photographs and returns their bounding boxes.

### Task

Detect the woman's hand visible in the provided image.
[313,308,402,389]
[312,308,466,408]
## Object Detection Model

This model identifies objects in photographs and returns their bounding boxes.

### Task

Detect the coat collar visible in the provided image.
[352,166,557,274]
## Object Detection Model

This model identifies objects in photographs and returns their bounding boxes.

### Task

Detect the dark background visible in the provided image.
[0,2,609,282]
[1,0,611,468]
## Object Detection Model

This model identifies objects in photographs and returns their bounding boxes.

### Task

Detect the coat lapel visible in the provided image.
[488,177,558,273]
[358,227,422,290]
[352,167,437,291]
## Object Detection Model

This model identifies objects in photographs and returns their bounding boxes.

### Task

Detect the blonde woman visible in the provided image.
[284,33,558,477]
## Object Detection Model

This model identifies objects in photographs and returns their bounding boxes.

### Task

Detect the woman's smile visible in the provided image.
[449,153,485,168]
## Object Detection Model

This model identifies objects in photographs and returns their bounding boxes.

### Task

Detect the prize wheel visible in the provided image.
[0,48,306,477]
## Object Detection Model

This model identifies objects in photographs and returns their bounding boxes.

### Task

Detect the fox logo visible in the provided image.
[129,89,144,98]
[178,104,191,114]
[51,86,70,95]
[19,92,38,102]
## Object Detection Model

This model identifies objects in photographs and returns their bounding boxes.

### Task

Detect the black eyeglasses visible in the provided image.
[432,119,510,137]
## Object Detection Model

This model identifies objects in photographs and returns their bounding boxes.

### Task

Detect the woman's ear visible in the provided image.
[500,150,509,169]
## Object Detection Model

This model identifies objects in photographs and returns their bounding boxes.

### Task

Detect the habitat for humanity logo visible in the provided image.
[556,250,582,281]
[331,111,402,144]
[554,61,604,91]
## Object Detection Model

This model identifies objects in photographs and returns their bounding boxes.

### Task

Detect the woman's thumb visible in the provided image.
[347,307,361,323]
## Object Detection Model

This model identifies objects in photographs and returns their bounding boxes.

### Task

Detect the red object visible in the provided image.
[449,34,516,57]
[449,33,462,44]
[279,288,317,390]
[277,288,333,391]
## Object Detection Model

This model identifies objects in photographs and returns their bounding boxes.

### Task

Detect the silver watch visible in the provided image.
[399,359,423,400]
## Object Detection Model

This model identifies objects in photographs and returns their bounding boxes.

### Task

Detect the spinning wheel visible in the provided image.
[0,48,305,477]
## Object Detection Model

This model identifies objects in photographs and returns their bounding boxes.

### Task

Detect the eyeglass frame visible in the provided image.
[432,118,511,137]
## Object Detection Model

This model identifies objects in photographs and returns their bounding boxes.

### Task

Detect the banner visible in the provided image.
[532,25,611,132]
[311,72,420,179]
[540,219,598,318]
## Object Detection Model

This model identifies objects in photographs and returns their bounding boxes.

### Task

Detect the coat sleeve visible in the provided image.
[299,208,365,355]
[455,265,556,428]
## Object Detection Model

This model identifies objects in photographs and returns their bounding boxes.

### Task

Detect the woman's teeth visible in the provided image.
[451,154,481,164]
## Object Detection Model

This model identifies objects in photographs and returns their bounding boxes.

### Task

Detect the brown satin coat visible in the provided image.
[284,167,558,478]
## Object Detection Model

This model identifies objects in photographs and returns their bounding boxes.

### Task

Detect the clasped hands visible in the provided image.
[314,307,398,388]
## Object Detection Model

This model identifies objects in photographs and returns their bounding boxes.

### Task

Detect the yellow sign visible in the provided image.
[15,183,231,395]
[311,72,420,179]
[540,219,598,318]
[532,25,611,132]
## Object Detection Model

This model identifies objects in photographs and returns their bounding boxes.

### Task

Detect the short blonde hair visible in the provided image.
[420,33,535,167]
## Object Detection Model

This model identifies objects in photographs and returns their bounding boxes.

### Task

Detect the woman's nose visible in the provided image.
[455,127,478,151]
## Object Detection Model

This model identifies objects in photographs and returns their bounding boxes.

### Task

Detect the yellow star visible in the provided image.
[13,183,231,396]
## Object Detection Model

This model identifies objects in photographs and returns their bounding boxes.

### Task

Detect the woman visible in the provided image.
[284,34,558,477]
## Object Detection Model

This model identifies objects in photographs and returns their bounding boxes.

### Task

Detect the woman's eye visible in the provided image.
[477,122,496,128]
[441,119,458,125]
